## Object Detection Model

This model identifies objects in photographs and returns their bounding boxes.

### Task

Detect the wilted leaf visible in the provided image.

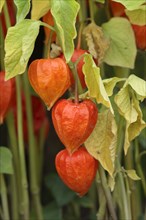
[125,6,146,26]
[103,77,126,96]
[125,169,141,180]
[31,0,51,20]
[125,74,146,101]
[4,19,41,80]
[51,0,80,62]
[115,76,146,154]
[114,86,138,123]
[85,110,117,176]
[124,97,146,154]
[0,0,5,12]
[112,0,145,10]
[102,17,137,69]
[0,147,13,174]
[14,0,30,23]
[83,54,114,114]
[83,22,109,64]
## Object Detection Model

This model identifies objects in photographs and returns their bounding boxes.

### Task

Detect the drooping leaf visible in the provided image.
[0,147,13,174]
[125,74,146,101]
[14,0,30,23]
[45,173,75,206]
[115,76,146,154]
[85,110,117,176]
[83,54,114,114]
[108,176,115,191]
[51,0,80,62]
[124,97,146,154]
[112,0,145,10]
[31,0,51,20]
[0,0,5,12]
[125,169,141,180]
[94,0,105,3]
[103,77,126,96]
[102,17,137,69]
[125,6,146,26]
[4,19,41,80]
[114,86,138,123]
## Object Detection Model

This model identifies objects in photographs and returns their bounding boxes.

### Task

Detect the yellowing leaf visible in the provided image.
[124,98,146,154]
[14,0,30,23]
[114,86,138,123]
[83,22,109,64]
[102,17,136,69]
[83,54,114,114]
[115,77,146,154]
[85,110,117,176]
[0,0,5,12]
[4,19,41,80]
[125,169,141,181]
[31,0,51,20]
[125,74,146,101]
[51,0,79,62]
[125,5,146,26]
[113,0,145,10]
[103,77,126,96]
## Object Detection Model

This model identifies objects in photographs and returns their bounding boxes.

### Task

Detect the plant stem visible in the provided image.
[98,165,117,220]
[16,76,29,219]
[0,174,10,220]
[89,0,95,21]
[135,139,146,195]
[23,72,43,220]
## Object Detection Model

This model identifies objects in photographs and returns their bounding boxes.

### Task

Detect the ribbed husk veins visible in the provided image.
[52,99,98,153]
[28,58,71,109]
[55,146,98,196]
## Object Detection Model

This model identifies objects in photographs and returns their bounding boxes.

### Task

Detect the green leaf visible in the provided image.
[14,0,30,23]
[31,0,51,20]
[43,202,62,220]
[103,77,126,96]
[75,196,94,208]
[0,0,5,12]
[83,54,114,114]
[102,17,137,69]
[125,6,146,26]
[85,110,117,176]
[45,173,75,206]
[112,0,145,10]
[125,74,146,101]
[4,19,41,80]
[0,147,13,174]
[125,169,141,180]
[51,0,80,62]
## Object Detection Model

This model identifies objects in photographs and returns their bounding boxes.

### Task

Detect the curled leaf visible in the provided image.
[103,77,126,96]
[83,54,114,114]
[31,0,51,20]
[85,110,117,176]
[125,169,141,181]
[83,22,109,64]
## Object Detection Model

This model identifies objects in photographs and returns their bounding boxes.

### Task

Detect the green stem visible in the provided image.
[0,206,4,220]
[0,174,10,220]
[16,76,29,219]
[115,116,131,220]
[0,24,5,70]
[89,0,95,21]
[23,72,43,220]
[135,139,146,195]
[124,174,132,220]
[98,165,117,220]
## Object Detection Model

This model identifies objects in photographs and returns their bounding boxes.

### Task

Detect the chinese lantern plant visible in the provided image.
[0,71,15,124]
[55,146,98,196]
[28,57,71,110]
[52,98,98,153]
